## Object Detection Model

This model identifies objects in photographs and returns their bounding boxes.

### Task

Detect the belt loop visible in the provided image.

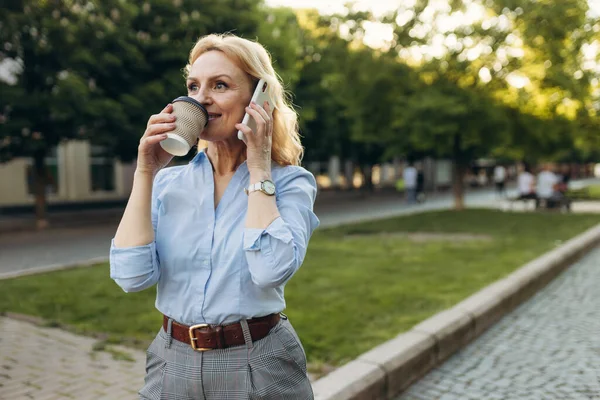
[165,318,173,349]
[240,319,254,350]
[214,326,225,349]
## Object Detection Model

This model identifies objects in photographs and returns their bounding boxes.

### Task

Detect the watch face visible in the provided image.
[262,180,276,195]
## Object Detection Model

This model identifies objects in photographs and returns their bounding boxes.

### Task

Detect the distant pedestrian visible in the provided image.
[537,164,569,210]
[477,169,488,187]
[517,164,537,201]
[493,164,507,198]
[557,165,571,195]
[416,167,426,203]
[403,162,417,204]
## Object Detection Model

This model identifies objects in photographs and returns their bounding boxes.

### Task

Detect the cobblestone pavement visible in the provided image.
[0,316,147,399]
[398,247,600,400]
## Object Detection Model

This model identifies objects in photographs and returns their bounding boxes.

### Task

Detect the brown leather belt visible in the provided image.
[163,313,280,351]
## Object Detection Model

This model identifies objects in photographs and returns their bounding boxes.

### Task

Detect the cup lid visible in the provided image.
[171,96,208,117]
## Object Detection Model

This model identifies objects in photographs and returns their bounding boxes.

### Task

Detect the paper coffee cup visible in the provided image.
[160,96,208,156]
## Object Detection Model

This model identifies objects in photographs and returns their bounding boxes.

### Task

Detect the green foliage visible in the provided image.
[0,0,264,162]
[0,0,597,211]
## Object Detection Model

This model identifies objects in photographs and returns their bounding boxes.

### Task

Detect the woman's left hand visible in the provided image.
[236,101,273,174]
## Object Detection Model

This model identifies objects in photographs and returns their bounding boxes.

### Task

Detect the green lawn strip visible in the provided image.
[567,184,600,200]
[1,210,598,370]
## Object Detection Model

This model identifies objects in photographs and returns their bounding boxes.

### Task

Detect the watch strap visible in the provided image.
[244,182,263,195]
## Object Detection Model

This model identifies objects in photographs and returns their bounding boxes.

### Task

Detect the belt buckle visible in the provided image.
[189,324,211,352]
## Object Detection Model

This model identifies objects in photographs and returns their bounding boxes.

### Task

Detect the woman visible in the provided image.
[110,33,319,399]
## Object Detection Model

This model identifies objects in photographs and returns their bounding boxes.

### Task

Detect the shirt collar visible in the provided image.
[189,148,258,175]
[190,149,207,165]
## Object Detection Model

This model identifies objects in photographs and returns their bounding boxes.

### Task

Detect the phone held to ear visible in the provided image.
[237,78,274,141]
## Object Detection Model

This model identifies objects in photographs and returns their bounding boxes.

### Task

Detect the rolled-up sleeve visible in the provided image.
[109,240,160,292]
[243,168,320,288]
[109,170,166,293]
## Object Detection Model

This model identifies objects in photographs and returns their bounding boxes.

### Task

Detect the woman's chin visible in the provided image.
[199,128,240,143]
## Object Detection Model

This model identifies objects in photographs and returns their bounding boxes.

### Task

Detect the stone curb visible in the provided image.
[311,223,600,400]
[0,256,109,280]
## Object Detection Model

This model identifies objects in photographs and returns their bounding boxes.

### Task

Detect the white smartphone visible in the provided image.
[237,78,274,141]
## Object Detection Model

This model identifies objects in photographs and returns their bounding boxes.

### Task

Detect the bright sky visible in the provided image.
[265,0,600,51]
[265,0,600,19]
[265,0,490,49]
[265,0,600,88]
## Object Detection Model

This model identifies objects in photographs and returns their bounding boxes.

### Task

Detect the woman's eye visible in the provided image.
[215,81,228,90]
[187,83,198,93]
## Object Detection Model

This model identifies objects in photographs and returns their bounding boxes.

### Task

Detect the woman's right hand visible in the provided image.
[136,104,177,176]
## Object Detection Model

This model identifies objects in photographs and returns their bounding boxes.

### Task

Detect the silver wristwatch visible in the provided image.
[244,179,276,196]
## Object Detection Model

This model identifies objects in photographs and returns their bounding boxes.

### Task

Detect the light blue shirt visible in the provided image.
[109,151,320,325]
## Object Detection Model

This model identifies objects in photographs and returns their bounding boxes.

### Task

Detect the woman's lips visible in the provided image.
[208,113,221,121]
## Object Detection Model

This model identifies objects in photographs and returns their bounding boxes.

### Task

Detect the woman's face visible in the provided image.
[186,50,253,142]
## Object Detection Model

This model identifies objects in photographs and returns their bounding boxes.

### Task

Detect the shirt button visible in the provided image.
[204,260,209,266]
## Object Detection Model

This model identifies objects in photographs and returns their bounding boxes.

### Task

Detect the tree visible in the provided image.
[1,0,106,227]
[292,10,356,169]
[394,79,511,209]
[0,0,264,227]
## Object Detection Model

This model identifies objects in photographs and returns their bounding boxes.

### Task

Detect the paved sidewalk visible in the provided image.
[0,187,508,278]
[0,316,147,399]
[397,247,600,400]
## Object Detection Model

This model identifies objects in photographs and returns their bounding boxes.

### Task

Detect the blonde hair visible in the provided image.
[184,34,303,166]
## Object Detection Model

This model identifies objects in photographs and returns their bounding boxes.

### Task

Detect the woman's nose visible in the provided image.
[191,88,212,106]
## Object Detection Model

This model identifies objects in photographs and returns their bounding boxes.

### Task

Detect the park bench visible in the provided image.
[505,195,537,211]
[505,193,578,212]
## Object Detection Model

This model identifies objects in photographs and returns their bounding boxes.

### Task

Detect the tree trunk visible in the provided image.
[452,161,466,211]
[452,134,466,211]
[33,149,49,229]
[344,160,354,191]
[360,164,374,192]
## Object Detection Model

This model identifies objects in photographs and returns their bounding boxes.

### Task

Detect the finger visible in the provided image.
[139,133,168,150]
[148,112,176,127]
[147,104,175,128]
[251,101,273,138]
[162,103,173,113]
[245,106,266,134]
[145,123,176,139]
[141,133,169,145]
[263,101,272,116]
[236,123,253,144]
[262,101,273,137]
[236,128,247,144]
[250,101,271,124]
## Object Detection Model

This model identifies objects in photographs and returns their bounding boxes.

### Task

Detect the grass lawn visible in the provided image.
[568,184,600,200]
[1,209,598,373]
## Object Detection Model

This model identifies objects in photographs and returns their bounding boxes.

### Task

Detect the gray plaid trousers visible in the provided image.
[139,315,314,399]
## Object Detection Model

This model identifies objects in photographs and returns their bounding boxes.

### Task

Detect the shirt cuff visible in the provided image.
[243,217,294,251]
[109,239,158,279]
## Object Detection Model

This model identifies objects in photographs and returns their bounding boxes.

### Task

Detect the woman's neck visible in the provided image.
[205,142,246,176]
